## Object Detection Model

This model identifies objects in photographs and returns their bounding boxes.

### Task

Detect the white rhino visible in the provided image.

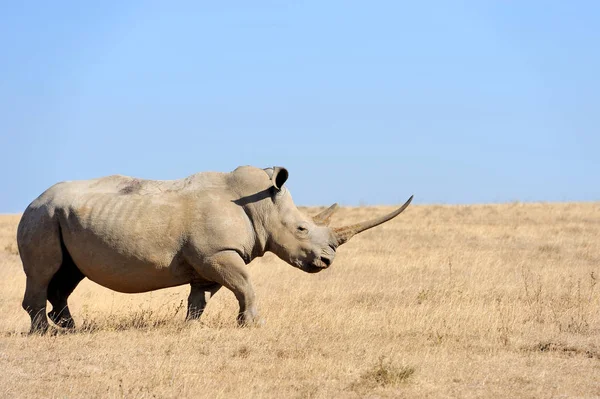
[17,166,412,333]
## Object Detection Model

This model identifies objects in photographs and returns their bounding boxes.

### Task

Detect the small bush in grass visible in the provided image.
[353,356,415,390]
[3,242,18,255]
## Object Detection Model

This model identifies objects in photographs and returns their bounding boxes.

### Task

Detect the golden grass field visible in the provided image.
[1,202,599,398]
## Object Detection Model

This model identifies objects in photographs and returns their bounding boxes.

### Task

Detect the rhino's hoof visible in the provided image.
[28,324,49,335]
[237,317,265,328]
[48,311,75,329]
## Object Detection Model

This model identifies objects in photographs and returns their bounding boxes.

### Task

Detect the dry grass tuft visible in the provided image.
[233,345,251,359]
[527,341,600,360]
[353,356,415,390]
[3,242,18,255]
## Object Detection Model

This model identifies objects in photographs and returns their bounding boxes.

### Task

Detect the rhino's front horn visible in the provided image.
[313,203,339,226]
[333,195,413,245]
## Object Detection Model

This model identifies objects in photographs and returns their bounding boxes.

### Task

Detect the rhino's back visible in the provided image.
[32,172,228,207]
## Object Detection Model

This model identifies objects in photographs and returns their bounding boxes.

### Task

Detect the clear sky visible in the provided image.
[1,1,599,212]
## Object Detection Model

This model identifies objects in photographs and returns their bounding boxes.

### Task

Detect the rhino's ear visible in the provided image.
[271,167,289,190]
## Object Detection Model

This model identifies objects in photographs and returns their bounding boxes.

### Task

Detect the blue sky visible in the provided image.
[1,1,599,212]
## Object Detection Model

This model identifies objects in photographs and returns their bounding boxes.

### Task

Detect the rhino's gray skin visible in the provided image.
[17,166,412,333]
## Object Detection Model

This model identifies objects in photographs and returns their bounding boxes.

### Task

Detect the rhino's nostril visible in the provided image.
[320,257,331,267]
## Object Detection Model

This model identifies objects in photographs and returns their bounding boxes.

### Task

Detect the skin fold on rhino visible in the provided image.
[17,165,413,333]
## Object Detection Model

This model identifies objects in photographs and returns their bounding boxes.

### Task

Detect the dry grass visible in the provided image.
[1,202,600,398]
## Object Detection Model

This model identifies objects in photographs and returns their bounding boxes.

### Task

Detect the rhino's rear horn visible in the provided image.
[333,195,413,245]
[313,203,339,226]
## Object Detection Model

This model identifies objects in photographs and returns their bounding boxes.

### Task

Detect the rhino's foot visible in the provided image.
[185,307,205,321]
[29,325,49,335]
[236,309,264,327]
[48,310,75,329]
[24,304,51,335]
[237,318,265,328]
[28,315,50,335]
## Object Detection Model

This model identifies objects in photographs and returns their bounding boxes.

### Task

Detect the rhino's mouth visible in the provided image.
[302,257,330,273]
[303,264,325,273]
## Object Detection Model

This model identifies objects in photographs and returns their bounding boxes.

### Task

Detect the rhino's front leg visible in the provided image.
[186,282,221,320]
[189,250,260,326]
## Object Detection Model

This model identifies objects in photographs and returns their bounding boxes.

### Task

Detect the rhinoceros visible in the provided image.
[17,165,412,333]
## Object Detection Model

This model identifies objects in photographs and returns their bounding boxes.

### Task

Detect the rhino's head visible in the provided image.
[252,167,413,273]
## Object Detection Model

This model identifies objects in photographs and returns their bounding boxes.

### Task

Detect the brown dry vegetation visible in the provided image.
[1,202,600,398]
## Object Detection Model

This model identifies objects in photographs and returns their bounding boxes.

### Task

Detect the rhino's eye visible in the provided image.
[296,224,309,236]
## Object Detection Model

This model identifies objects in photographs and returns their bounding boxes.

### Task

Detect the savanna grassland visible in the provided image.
[1,202,599,398]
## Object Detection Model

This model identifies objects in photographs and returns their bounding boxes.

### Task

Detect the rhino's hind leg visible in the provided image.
[22,277,54,334]
[186,282,222,320]
[47,254,85,329]
[20,221,64,334]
